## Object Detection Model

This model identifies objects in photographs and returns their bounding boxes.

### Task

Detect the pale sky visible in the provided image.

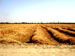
[0,0,75,22]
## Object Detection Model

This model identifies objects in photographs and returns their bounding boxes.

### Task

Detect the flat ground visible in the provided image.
[0,44,75,56]
[0,24,75,56]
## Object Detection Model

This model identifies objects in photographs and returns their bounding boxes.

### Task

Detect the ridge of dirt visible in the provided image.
[32,26,59,44]
[54,27,75,37]
[0,24,75,45]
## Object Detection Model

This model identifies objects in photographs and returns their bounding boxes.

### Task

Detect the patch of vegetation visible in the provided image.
[0,22,75,24]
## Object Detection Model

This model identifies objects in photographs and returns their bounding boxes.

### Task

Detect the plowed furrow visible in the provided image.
[55,27,75,37]
[64,27,75,31]
[46,27,70,42]
[0,24,75,45]
[32,26,59,45]
[67,28,75,31]
[46,27,75,44]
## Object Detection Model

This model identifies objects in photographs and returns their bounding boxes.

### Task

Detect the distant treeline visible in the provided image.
[0,22,75,24]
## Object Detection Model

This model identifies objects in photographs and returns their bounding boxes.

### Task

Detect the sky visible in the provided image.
[0,0,75,22]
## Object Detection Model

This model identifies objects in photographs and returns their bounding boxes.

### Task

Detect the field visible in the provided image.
[0,24,75,56]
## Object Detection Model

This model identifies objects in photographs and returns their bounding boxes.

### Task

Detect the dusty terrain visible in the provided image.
[0,24,75,56]
[0,43,75,56]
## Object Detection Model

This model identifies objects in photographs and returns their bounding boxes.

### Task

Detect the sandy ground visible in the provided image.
[0,44,75,56]
[0,24,75,56]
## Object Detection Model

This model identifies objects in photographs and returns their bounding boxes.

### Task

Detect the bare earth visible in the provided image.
[0,24,75,56]
[0,44,75,56]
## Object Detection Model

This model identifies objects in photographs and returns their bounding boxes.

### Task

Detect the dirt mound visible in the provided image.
[32,26,59,44]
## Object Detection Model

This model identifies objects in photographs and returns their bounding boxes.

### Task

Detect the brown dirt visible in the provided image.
[0,24,75,45]
[32,26,59,44]
[0,44,75,56]
[0,24,75,56]
[0,24,37,44]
